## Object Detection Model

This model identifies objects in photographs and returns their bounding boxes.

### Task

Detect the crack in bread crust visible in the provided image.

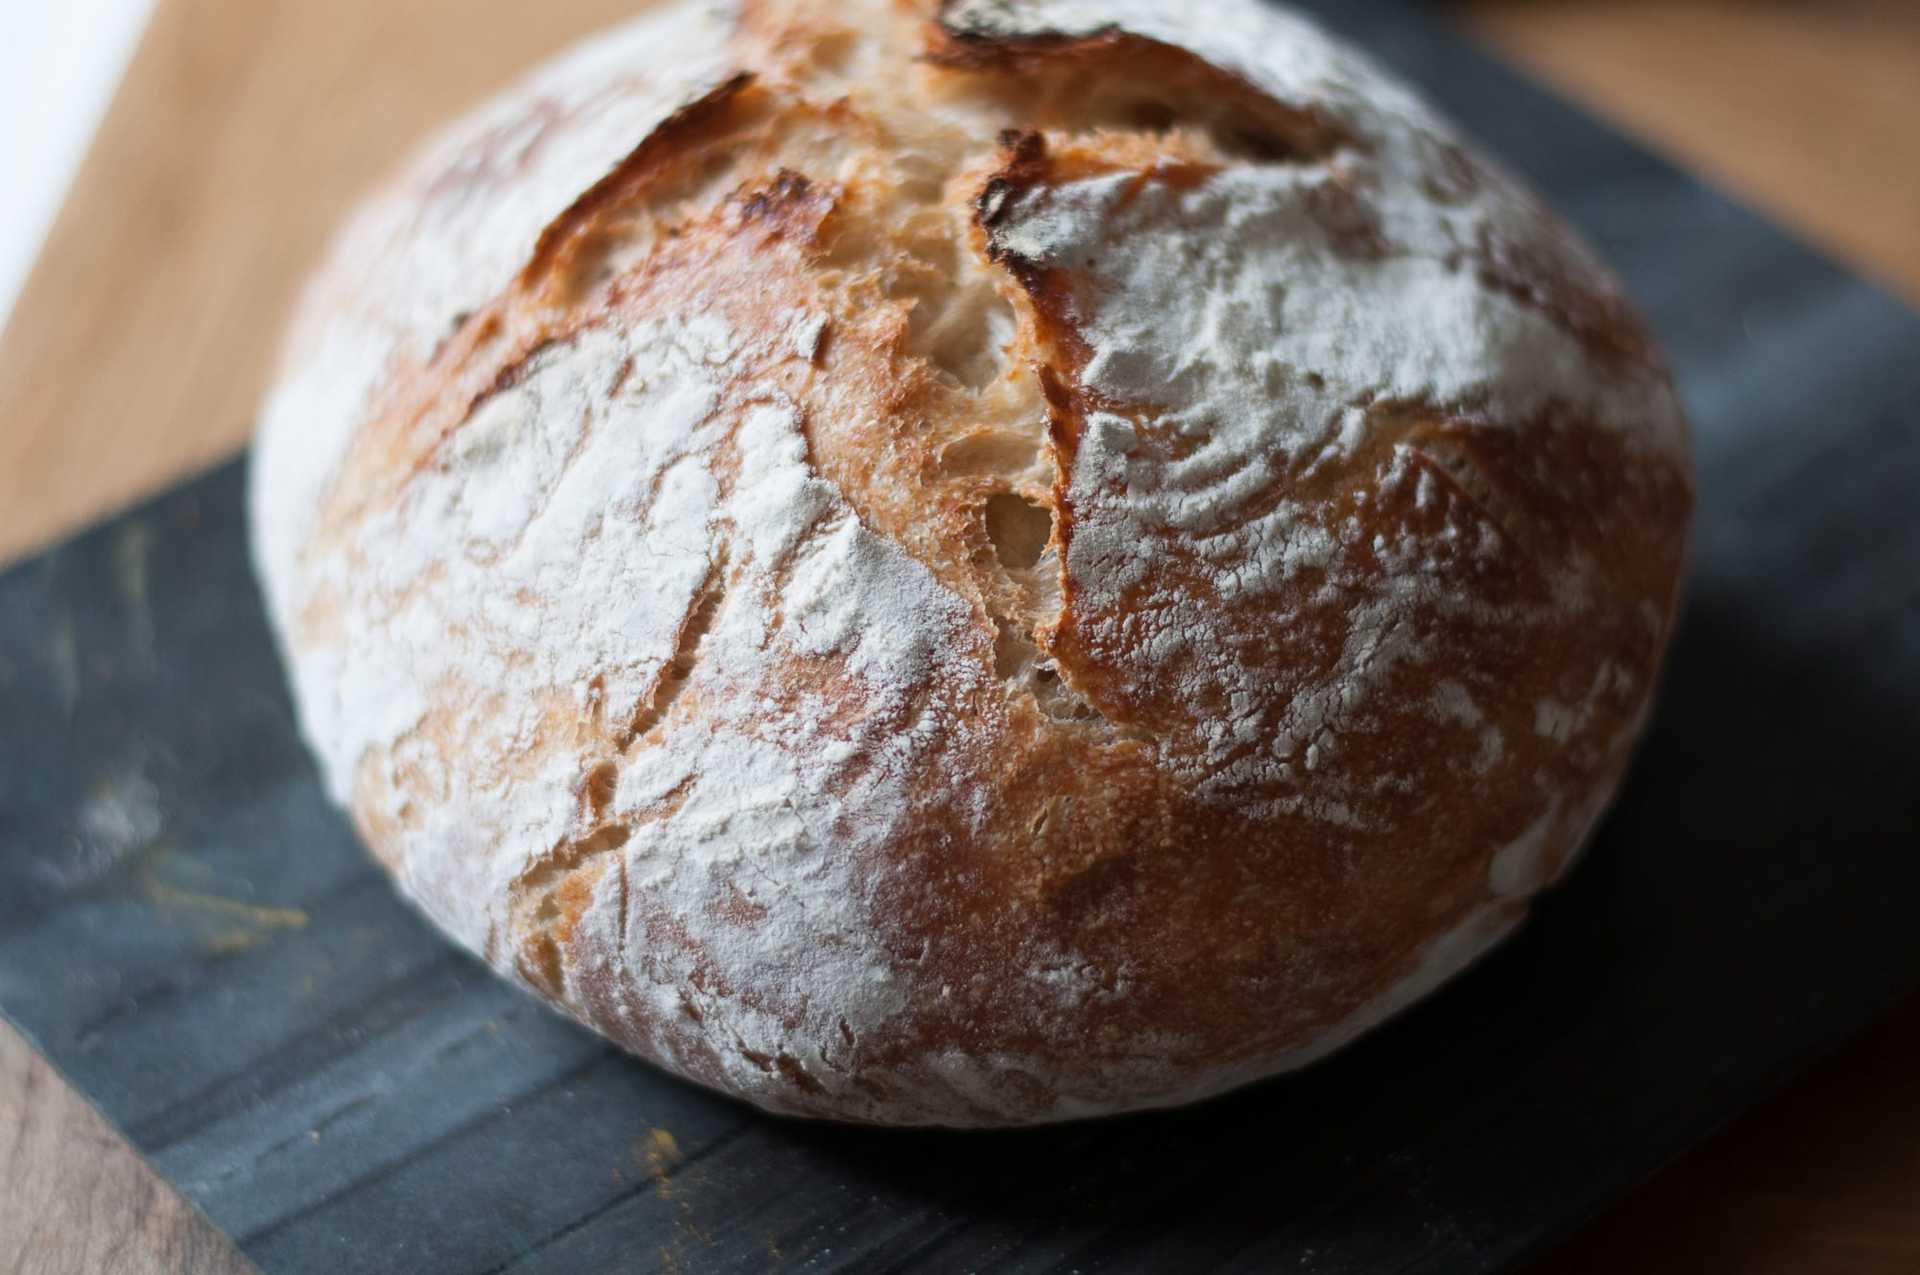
[254,0,1693,1126]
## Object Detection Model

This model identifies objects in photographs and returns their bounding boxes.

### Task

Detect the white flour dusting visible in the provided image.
[275,306,988,1112]
[974,0,1684,829]
[252,0,1687,1124]
[252,0,741,618]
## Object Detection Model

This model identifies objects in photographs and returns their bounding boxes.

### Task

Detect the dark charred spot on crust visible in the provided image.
[974,129,1051,240]
[737,168,813,221]
[730,168,832,247]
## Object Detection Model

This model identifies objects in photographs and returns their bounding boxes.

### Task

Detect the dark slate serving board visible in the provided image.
[4,1,1919,1270]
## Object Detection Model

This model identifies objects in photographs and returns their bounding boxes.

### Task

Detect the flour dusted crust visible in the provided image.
[251,0,1691,1125]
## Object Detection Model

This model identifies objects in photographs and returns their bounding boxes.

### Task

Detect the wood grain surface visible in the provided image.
[1,1,1916,1272]
[0,1026,250,1275]
[1469,0,1920,314]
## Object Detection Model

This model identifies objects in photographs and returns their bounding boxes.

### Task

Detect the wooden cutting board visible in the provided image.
[2,2,1918,1273]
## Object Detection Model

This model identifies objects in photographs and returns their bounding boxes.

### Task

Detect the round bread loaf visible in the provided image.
[251,0,1691,1125]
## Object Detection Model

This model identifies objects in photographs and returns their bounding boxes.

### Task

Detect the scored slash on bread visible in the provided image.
[252,0,1690,1126]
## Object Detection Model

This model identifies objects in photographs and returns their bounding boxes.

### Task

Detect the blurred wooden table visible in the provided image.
[1,2,1917,1271]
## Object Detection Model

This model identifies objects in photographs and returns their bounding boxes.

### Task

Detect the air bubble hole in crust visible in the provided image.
[985,492,1053,570]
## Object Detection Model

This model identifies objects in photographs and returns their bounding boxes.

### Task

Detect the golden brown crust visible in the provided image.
[253,0,1692,1125]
